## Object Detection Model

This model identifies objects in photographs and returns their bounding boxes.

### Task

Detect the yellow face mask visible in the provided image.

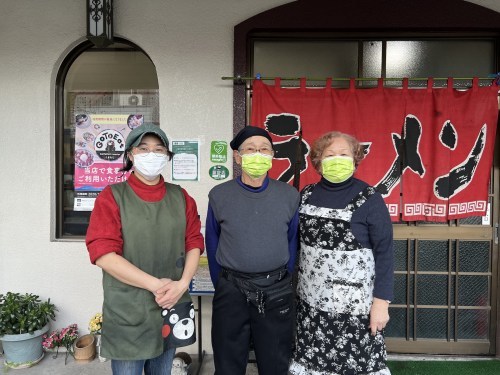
[241,153,273,178]
[321,156,354,183]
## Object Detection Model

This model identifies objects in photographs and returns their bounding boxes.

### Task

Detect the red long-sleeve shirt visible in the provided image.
[86,173,204,264]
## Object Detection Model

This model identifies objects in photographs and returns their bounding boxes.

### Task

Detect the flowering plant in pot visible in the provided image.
[0,292,57,369]
[42,324,79,364]
[89,312,106,361]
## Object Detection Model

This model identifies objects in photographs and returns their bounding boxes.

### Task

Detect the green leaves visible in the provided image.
[0,292,57,336]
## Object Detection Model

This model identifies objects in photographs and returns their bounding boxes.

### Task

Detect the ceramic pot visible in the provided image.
[0,324,49,368]
[73,334,95,362]
[94,333,108,362]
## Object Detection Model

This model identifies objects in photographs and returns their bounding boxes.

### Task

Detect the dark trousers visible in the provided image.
[212,275,294,375]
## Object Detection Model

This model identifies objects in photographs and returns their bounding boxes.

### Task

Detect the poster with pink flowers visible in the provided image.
[73,114,144,211]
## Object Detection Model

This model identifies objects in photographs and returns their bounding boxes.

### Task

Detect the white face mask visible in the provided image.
[133,153,168,181]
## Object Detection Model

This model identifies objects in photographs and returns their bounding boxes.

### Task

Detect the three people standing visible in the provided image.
[87,122,393,375]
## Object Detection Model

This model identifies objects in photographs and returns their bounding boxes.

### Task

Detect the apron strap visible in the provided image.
[346,186,377,212]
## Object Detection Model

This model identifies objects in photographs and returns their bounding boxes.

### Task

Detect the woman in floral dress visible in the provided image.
[290,131,394,375]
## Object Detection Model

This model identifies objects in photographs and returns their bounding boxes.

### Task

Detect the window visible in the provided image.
[55,39,159,239]
[252,38,494,86]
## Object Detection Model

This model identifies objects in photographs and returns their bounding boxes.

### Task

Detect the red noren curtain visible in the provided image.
[251,78,498,222]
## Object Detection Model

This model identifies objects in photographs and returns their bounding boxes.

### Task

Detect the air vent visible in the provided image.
[119,94,143,106]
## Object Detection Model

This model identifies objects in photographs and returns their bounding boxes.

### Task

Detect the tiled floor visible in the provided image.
[0,352,258,374]
[3,352,499,374]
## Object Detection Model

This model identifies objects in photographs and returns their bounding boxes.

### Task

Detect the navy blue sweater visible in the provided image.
[305,177,394,301]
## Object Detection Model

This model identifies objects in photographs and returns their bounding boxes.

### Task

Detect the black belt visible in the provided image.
[221,266,287,287]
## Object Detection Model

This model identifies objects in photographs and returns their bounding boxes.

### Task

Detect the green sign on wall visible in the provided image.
[209,165,229,180]
[210,141,227,163]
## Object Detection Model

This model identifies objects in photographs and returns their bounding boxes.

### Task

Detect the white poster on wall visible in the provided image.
[171,140,200,181]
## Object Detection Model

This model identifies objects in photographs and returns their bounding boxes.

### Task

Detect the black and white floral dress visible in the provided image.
[290,184,391,375]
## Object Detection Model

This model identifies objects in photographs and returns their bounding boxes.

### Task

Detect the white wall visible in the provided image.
[0,0,292,355]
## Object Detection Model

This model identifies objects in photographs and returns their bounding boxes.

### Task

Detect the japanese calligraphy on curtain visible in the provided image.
[251,78,498,221]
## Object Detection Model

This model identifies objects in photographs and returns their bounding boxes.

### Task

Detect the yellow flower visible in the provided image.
[89,312,103,333]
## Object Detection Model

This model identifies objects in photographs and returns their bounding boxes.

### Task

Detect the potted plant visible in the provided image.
[89,312,106,362]
[42,324,79,364]
[0,292,57,369]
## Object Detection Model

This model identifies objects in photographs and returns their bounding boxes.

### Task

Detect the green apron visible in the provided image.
[101,181,192,360]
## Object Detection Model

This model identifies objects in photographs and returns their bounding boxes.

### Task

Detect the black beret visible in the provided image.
[230,126,273,150]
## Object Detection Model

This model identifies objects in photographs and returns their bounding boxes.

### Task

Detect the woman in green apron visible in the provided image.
[86,123,204,375]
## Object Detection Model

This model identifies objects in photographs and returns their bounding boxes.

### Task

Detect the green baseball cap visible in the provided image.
[125,123,169,150]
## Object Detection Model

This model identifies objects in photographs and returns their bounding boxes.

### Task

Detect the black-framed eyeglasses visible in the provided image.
[238,146,274,156]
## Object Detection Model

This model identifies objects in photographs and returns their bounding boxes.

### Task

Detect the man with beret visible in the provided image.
[206,125,300,375]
